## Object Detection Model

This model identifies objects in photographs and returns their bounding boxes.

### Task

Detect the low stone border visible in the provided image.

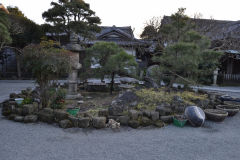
[1,88,225,130]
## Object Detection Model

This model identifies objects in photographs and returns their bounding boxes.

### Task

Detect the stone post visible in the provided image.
[213,68,219,86]
[66,53,82,100]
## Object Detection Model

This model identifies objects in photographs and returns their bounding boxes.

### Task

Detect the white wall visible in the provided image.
[123,47,136,56]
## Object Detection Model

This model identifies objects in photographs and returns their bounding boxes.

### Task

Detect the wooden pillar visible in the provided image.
[227,58,233,74]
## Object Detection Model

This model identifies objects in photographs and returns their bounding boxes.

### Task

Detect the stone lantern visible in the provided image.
[212,68,219,86]
[64,33,83,99]
[66,53,82,99]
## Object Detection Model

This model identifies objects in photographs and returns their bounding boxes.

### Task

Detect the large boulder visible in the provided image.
[24,115,38,123]
[185,106,205,127]
[54,110,69,122]
[92,117,106,129]
[59,119,72,129]
[118,91,139,105]
[78,117,91,128]
[108,105,124,116]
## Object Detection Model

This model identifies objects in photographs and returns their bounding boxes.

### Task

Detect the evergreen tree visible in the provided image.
[153,8,223,86]
[85,42,137,94]
[42,0,101,43]
[0,10,11,50]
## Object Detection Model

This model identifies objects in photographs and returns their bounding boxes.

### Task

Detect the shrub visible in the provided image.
[23,40,72,108]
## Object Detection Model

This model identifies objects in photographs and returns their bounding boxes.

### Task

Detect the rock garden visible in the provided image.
[2,84,239,130]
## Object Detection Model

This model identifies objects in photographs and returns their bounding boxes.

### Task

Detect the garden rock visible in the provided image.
[69,116,78,127]
[129,101,138,108]
[15,108,23,115]
[154,120,165,128]
[92,117,106,129]
[8,114,17,120]
[59,119,72,129]
[9,93,18,99]
[78,117,91,128]
[106,119,120,129]
[54,110,69,122]
[43,108,53,114]
[38,111,54,124]
[143,110,151,118]
[24,115,38,123]
[141,117,152,127]
[118,91,139,105]
[185,106,205,127]
[117,116,129,126]
[108,116,119,121]
[22,104,37,116]
[129,110,141,120]
[98,109,109,117]
[128,120,140,129]
[196,99,210,108]
[14,116,24,122]
[2,102,12,116]
[160,115,173,123]
[9,101,17,106]
[108,105,124,116]
[156,105,173,116]
[150,111,159,121]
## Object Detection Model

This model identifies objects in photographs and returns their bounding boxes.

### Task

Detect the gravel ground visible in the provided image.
[0,110,240,160]
[0,80,35,102]
[1,80,240,160]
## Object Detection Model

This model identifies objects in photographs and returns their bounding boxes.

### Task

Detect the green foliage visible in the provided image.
[153,8,223,85]
[160,8,192,44]
[50,88,67,109]
[0,10,12,49]
[85,42,137,94]
[7,6,43,48]
[22,40,71,107]
[22,97,33,105]
[83,42,124,79]
[105,51,137,75]
[42,0,101,42]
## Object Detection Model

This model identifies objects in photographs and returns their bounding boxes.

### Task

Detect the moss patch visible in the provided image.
[135,88,207,110]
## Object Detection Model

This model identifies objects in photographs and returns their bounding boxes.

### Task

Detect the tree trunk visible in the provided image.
[110,72,115,95]
[16,54,21,79]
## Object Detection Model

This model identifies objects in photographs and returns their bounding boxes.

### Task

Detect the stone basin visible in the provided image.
[204,109,228,122]
[216,105,239,116]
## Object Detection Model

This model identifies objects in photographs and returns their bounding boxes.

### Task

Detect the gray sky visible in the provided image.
[1,0,240,38]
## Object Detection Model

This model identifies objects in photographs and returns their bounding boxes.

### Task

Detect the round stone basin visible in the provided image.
[216,105,239,116]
